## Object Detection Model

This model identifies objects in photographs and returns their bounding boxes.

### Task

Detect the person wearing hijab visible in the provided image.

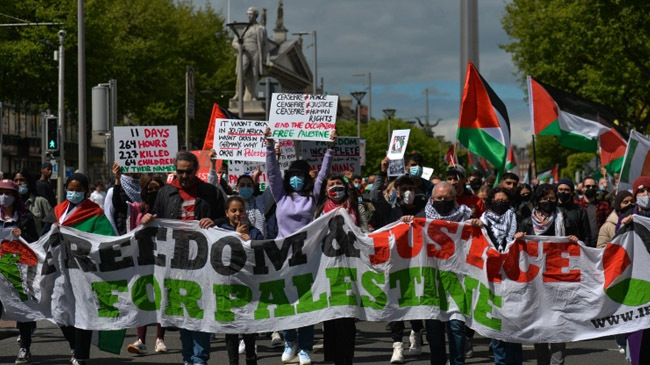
[597,190,634,248]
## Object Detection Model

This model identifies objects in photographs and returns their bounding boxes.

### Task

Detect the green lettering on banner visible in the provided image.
[293,273,328,313]
[213,284,252,322]
[420,267,441,307]
[389,268,421,307]
[91,280,127,318]
[326,267,358,306]
[164,279,204,319]
[360,271,387,309]
[473,283,502,330]
[438,270,470,315]
[131,275,162,311]
[463,276,479,315]
[254,279,295,320]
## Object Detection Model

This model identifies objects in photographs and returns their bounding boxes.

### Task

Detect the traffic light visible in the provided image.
[46,116,59,152]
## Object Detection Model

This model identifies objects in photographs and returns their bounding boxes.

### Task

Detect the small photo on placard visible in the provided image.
[388,158,405,177]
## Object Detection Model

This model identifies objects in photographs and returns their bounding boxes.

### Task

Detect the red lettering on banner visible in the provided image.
[368,231,390,264]
[503,240,539,283]
[543,242,581,282]
[485,248,505,282]
[465,226,489,269]
[425,220,457,259]
[396,221,424,258]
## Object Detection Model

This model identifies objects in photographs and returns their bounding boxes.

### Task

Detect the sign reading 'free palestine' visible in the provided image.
[268,93,338,142]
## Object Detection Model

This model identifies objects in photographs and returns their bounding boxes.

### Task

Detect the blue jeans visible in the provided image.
[492,339,523,365]
[179,329,211,364]
[283,325,314,351]
[425,319,465,365]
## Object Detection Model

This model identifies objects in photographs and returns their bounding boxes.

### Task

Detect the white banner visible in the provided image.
[2,213,650,343]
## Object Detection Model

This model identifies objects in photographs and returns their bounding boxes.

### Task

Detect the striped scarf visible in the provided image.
[531,208,565,236]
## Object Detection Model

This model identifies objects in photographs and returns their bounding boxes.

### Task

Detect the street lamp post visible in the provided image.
[353,72,371,120]
[226,22,251,119]
[351,91,366,138]
[383,108,396,147]
[57,29,66,203]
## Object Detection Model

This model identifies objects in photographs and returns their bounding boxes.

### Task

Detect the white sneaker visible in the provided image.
[127,339,147,354]
[271,331,283,347]
[298,349,311,365]
[281,341,299,363]
[390,342,404,364]
[155,338,168,353]
[409,330,422,355]
[238,339,246,354]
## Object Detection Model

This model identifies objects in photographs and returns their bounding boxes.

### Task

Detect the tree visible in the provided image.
[501,1,650,133]
[0,0,235,146]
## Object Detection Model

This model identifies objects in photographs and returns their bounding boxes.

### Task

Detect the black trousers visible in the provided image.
[60,326,92,360]
[389,320,423,342]
[225,333,257,365]
[324,318,356,365]
[18,321,36,350]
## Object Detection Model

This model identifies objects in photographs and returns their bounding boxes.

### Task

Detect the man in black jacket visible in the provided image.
[556,178,592,245]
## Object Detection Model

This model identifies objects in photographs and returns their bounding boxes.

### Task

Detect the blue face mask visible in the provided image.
[600,185,605,191]
[353,183,361,190]
[66,191,85,205]
[18,185,28,195]
[239,187,254,199]
[409,165,423,178]
[289,176,305,191]
[365,183,373,191]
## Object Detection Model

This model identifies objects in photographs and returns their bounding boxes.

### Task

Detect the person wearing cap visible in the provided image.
[556,178,592,246]
[36,162,57,207]
[0,179,39,364]
[263,126,336,365]
[446,165,484,218]
[43,173,116,365]
[575,176,612,241]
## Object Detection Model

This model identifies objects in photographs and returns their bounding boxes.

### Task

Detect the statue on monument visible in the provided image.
[232,7,268,102]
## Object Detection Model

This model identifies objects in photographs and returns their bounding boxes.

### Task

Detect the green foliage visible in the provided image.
[529,135,573,172]
[0,0,234,146]
[563,152,596,180]
[335,118,448,177]
[502,0,650,133]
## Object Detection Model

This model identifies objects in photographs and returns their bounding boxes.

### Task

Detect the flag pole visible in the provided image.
[531,134,538,178]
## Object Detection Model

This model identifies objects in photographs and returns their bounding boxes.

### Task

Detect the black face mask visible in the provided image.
[470,180,482,191]
[584,188,598,199]
[618,204,634,214]
[432,200,455,216]
[491,201,510,215]
[538,201,557,214]
[146,191,158,206]
[519,194,531,202]
[557,192,572,204]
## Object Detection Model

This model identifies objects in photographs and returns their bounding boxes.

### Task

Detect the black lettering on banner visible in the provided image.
[135,227,167,266]
[210,236,246,275]
[64,237,96,272]
[41,233,62,275]
[322,215,361,258]
[170,230,208,270]
[98,238,134,272]
[251,232,308,275]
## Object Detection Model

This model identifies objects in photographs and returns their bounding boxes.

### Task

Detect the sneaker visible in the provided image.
[15,348,31,364]
[70,359,86,365]
[390,342,404,364]
[155,338,168,353]
[409,330,422,355]
[281,341,299,363]
[619,346,626,354]
[17,335,21,343]
[127,339,148,354]
[271,331,283,347]
[298,349,311,365]
[465,337,474,358]
[239,339,246,354]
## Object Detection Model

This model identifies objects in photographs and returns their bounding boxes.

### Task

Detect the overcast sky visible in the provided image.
[198,0,530,146]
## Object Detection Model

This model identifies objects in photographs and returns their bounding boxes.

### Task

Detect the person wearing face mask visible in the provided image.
[46,173,116,365]
[0,179,39,365]
[468,170,484,194]
[446,165,484,218]
[555,178,592,246]
[514,183,533,223]
[13,169,52,234]
[575,177,612,244]
[597,190,633,248]
[109,161,143,235]
[263,127,336,365]
[232,174,275,239]
[349,174,375,232]
[404,153,434,201]
[515,184,580,365]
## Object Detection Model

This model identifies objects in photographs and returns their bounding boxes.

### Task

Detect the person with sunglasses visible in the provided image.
[575,176,612,245]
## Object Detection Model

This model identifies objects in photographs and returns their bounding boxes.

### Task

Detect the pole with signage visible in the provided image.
[185,66,195,149]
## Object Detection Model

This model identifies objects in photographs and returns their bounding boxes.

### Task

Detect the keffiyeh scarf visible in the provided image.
[424,199,473,222]
[120,175,142,203]
[531,208,565,236]
[480,208,517,252]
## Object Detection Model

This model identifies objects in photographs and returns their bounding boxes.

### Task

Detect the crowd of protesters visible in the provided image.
[1,135,650,365]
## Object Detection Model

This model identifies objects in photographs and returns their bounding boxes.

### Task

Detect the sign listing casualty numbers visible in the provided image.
[114,126,178,173]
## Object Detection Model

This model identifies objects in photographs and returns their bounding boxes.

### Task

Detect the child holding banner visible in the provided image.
[264,126,336,365]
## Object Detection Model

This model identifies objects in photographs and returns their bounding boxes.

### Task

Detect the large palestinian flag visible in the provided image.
[528,76,610,152]
[457,62,510,175]
[619,130,650,191]
[203,103,237,150]
[600,128,627,175]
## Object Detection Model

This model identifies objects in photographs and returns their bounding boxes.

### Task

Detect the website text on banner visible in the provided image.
[213,119,268,162]
[301,137,361,175]
[2,212,650,343]
[113,126,178,173]
[268,93,338,141]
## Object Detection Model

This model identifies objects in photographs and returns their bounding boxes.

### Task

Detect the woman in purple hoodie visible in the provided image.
[264,127,336,365]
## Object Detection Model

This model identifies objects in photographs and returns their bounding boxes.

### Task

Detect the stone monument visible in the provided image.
[231,7,268,102]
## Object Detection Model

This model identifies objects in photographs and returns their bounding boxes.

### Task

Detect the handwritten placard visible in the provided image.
[268,93,338,141]
[113,126,178,173]
[226,140,297,191]
[387,129,410,160]
[213,119,267,162]
[301,137,360,175]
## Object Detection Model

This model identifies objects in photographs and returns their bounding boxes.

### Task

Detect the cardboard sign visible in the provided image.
[387,129,410,160]
[268,93,338,141]
[213,119,268,162]
[301,137,361,175]
[227,140,297,191]
[422,167,435,181]
[388,158,405,177]
[114,126,178,173]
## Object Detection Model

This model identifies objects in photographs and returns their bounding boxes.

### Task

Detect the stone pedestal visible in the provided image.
[228,99,267,121]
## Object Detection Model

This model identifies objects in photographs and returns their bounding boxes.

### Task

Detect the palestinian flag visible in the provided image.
[619,130,650,191]
[600,128,627,175]
[444,144,458,166]
[468,150,489,174]
[528,76,610,152]
[203,103,237,150]
[505,146,516,171]
[457,62,510,176]
[537,164,559,183]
